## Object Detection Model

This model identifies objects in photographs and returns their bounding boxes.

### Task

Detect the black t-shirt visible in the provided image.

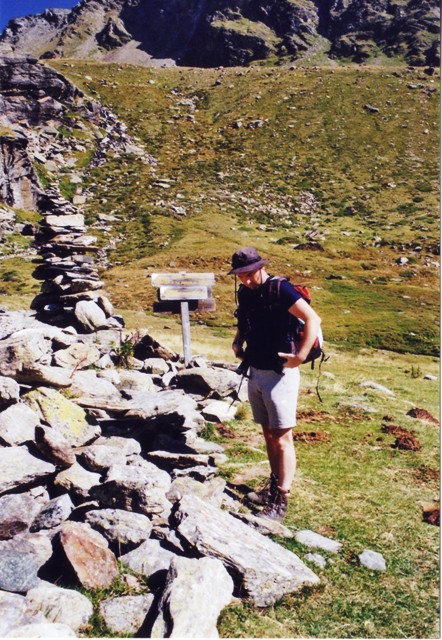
[236,276,302,371]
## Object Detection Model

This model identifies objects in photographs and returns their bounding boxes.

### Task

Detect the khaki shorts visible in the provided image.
[247,366,300,430]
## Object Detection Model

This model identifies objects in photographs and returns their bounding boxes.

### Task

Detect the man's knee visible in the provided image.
[266,427,294,446]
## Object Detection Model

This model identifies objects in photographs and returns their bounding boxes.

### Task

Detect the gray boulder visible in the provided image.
[360,381,395,396]
[294,530,343,554]
[0,493,44,540]
[174,367,241,397]
[70,370,121,399]
[99,594,154,635]
[0,404,40,446]
[54,462,101,500]
[119,538,177,577]
[115,369,158,394]
[0,376,20,409]
[31,494,74,531]
[4,621,77,636]
[0,447,55,496]
[358,549,387,571]
[90,459,171,517]
[0,538,47,592]
[0,591,47,637]
[173,494,319,607]
[85,509,153,548]
[151,556,234,638]
[34,425,76,468]
[52,343,101,369]
[75,300,107,332]
[26,582,93,632]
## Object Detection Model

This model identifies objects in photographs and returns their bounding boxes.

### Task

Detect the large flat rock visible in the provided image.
[174,494,319,607]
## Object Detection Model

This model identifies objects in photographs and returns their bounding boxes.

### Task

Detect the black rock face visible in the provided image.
[0,0,440,67]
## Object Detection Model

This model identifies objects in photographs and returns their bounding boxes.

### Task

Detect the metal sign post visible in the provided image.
[151,272,215,366]
[180,301,192,365]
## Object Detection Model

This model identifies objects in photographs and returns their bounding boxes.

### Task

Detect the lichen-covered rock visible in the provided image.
[23,386,100,447]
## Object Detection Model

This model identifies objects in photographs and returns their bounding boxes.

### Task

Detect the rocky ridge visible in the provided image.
[0,53,153,275]
[0,0,439,68]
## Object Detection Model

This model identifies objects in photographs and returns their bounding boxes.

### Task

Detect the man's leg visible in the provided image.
[262,426,296,492]
[261,424,278,476]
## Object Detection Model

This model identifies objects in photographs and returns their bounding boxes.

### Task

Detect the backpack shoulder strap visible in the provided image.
[267,276,287,303]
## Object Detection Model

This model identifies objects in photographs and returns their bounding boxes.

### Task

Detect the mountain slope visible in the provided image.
[0,0,439,67]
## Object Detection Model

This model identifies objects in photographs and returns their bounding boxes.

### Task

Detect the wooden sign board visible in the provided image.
[151,272,216,364]
[151,272,215,287]
[159,285,210,301]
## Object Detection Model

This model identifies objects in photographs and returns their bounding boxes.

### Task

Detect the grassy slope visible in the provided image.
[45,60,439,358]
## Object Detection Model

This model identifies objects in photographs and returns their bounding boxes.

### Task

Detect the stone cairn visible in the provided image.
[30,185,122,333]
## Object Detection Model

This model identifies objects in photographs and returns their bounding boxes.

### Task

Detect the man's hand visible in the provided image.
[278,352,303,368]
[232,341,245,358]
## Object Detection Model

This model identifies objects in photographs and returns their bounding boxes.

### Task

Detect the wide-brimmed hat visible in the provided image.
[228,247,268,274]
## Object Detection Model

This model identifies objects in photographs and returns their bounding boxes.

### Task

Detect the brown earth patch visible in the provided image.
[215,423,237,439]
[382,423,421,451]
[394,433,421,451]
[412,466,440,484]
[293,431,331,443]
[418,501,440,526]
[297,409,334,423]
[406,408,439,425]
[382,423,407,436]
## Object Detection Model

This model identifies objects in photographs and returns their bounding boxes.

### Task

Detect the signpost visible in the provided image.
[151,272,215,365]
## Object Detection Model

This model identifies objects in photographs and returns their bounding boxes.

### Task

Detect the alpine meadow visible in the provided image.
[0,23,440,640]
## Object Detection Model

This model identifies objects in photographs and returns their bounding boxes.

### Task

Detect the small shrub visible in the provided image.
[411,365,422,379]
[235,403,249,421]
[114,331,141,368]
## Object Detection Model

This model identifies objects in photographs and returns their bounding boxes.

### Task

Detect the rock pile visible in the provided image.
[30,185,122,332]
[0,307,322,637]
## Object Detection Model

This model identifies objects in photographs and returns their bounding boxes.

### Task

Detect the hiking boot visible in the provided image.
[256,487,289,522]
[246,472,278,506]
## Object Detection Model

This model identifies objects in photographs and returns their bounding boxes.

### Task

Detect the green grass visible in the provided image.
[210,347,439,638]
[42,60,439,358]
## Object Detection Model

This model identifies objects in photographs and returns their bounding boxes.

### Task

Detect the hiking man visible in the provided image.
[229,247,322,522]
